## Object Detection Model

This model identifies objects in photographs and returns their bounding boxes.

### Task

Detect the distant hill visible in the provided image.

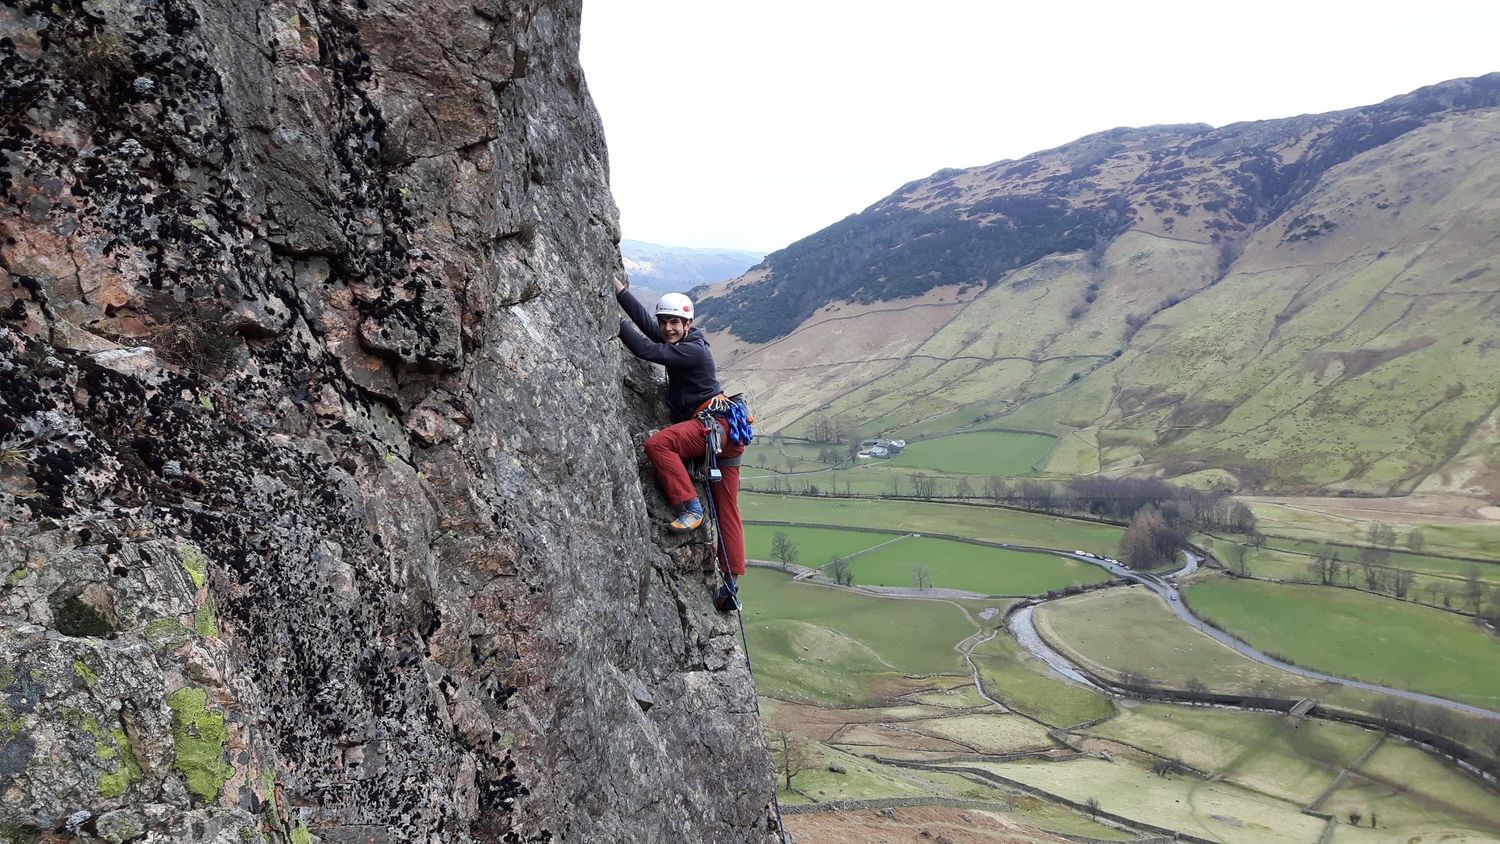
[620,239,765,294]
[703,74,1500,499]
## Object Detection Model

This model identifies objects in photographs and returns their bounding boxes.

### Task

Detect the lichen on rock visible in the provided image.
[167,687,232,804]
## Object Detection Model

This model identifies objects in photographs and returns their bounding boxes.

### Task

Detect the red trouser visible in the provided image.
[644,417,747,576]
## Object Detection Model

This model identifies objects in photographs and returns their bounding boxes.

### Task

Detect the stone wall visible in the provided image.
[0,0,773,841]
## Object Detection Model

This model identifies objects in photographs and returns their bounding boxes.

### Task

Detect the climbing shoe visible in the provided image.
[713,583,740,613]
[669,499,704,532]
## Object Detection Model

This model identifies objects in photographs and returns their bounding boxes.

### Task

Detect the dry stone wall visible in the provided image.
[0,0,774,841]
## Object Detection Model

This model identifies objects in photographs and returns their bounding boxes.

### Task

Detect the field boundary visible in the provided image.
[874,758,1217,844]
[1177,581,1500,712]
[1018,614,1500,782]
[779,796,1173,843]
[745,492,1500,566]
[1303,734,1386,813]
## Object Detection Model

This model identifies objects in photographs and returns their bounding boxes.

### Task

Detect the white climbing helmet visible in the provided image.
[655,292,694,320]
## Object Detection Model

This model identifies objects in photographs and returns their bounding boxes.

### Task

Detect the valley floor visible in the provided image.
[741,496,1500,843]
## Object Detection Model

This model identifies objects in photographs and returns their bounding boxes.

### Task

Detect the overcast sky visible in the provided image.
[580,1,1499,253]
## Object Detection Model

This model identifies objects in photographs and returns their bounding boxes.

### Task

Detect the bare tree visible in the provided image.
[806,415,851,444]
[1405,528,1426,553]
[1367,522,1397,548]
[768,728,814,793]
[1392,568,1415,599]
[1117,506,1184,570]
[911,563,932,590]
[829,557,854,587]
[954,476,973,499]
[1228,543,1251,577]
[889,475,903,497]
[1480,722,1500,761]
[1307,549,1341,586]
[983,475,1008,500]
[912,472,935,499]
[770,532,800,566]
[1464,564,1487,614]
[1084,797,1100,819]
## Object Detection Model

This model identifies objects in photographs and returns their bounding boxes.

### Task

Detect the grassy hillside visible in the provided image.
[710,77,1500,497]
[1183,577,1500,708]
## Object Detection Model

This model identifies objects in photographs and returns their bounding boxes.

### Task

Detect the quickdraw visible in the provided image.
[701,393,754,447]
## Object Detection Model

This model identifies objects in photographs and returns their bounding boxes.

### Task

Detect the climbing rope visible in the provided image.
[699,418,790,844]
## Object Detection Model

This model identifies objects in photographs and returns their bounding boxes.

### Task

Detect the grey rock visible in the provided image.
[97,808,148,843]
[0,0,775,841]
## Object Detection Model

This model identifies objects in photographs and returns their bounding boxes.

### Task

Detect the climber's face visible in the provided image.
[657,315,691,344]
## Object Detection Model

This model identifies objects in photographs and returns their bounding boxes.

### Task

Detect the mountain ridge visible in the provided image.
[704,74,1500,498]
[702,73,1500,344]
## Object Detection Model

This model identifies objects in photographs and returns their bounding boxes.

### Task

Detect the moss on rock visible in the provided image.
[96,727,142,798]
[194,599,218,638]
[73,659,99,686]
[167,687,232,803]
[179,544,208,589]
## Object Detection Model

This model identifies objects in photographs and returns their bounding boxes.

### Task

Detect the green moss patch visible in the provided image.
[72,659,99,686]
[96,727,142,798]
[179,544,207,589]
[167,687,232,803]
[194,599,218,638]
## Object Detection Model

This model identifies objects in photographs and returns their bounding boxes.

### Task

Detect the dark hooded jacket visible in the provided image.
[617,289,722,422]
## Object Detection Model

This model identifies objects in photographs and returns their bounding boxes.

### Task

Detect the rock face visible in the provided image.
[0,1,774,841]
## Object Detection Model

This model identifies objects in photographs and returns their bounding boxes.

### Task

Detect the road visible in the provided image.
[1032,551,1500,721]
[751,542,1500,721]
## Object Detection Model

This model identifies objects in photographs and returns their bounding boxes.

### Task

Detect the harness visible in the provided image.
[695,393,753,608]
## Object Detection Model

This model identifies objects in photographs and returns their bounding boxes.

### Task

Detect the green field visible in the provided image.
[1196,536,1500,616]
[844,536,1111,595]
[742,493,1125,554]
[1202,533,1500,587]
[964,756,1329,844]
[1321,740,1500,835]
[744,524,892,567]
[745,438,839,473]
[1087,703,1378,806]
[1184,578,1500,708]
[739,570,977,704]
[1034,586,1335,695]
[1241,499,1500,563]
[969,629,1114,728]
[889,430,1056,475]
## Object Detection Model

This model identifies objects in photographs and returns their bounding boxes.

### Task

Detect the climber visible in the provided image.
[613,276,748,582]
